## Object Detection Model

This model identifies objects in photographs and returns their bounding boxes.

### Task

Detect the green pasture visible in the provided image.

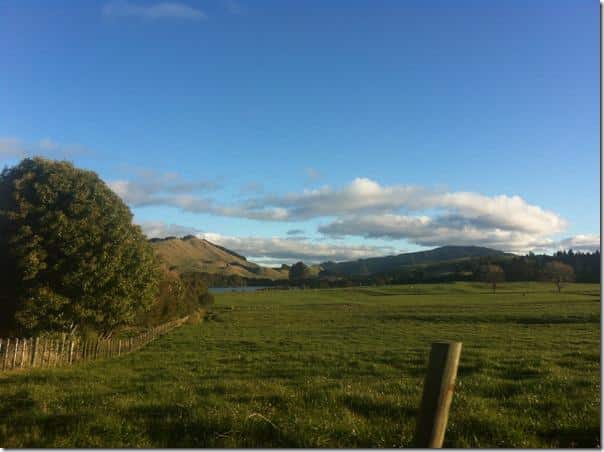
[0,282,600,447]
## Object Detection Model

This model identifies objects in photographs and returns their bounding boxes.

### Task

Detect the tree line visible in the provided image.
[283,250,600,290]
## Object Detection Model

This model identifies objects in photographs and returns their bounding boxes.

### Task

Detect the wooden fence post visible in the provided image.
[41,339,49,367]
[48,339,55,367]
[31,337,39,367]
[414,341,462,448]
[11,338,19,369]
[68,340,75,364]
[2,338,10,370]
[19,338,27,368]
[60,334,66,366]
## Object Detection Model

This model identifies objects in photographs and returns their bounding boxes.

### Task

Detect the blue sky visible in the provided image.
[0,0,599,265]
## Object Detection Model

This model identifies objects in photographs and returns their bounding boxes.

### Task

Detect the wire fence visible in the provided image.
[0,315,189,372]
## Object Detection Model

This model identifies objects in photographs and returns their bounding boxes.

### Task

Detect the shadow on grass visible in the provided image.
[125,403,300,447]
[539,425,600,448]
[0,391,94,447]
[340,394,417,420]
[0,389,37,417]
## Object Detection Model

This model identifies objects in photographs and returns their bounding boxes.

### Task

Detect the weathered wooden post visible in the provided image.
[40,338,49,367]
[19,338,27,368]
[68,339,75,364]
[47,340,55,367]
[59,334,66,366]
[414,342,462,448]
[2,338,10,370]
[11,338,19,369]
[31,337,39,367]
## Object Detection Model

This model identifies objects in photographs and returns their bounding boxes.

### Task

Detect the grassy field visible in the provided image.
[0,282,600,447]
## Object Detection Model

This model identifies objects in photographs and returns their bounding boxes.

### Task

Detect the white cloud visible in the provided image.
[195,232,399,264]
[108,170,219,207]
[139,220,200,238]
[246,178,566,235]
[102,1,206,20]
[555,234,600,252]
[112,175,579,254]
[319,214,556,254]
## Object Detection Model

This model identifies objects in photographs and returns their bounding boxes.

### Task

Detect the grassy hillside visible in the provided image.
[0,282,599,447]
[150,236,288,280]
[321,245,509,276]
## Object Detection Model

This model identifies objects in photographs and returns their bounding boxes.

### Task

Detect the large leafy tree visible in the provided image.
[289,261,310,281]
[0,157,159,336]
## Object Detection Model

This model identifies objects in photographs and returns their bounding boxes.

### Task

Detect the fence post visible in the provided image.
[2,338,10,370]
[19,338,27,368]
[68,340,75,364]
[48,339,55,367]
[42,338,49,367]
[31,337,39,367]
[414,342,462,448]
[11,338,19,369]
[59,334,66,366]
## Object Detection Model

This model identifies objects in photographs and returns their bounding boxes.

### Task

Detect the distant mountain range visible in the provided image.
[150,236,510,280]
[321,245,510,276]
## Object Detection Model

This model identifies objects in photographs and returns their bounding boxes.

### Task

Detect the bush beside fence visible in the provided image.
[0,315,189,372]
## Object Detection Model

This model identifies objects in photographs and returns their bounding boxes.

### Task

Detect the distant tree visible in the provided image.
[0,157,160,336]
[289,261,310,281]
[541,261,575,293]
[481,264,505,293]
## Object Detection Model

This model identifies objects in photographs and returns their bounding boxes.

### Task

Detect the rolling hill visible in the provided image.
[150,236,289,280]
[151,237,511,282]
[320,245,510,277]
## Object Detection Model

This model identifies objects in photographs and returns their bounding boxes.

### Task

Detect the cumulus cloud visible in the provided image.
[319,214,556,253]
[102,1,206,20]
[196,232,398,264]
[113,175,577,254]
[243,178,566,234]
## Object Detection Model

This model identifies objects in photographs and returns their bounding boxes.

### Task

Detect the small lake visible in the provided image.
[208,286,273,294]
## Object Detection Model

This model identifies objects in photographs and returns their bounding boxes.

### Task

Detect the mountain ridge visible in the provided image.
[319,245,511,276]
[150,235,289,280]
[150,236,510,280]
